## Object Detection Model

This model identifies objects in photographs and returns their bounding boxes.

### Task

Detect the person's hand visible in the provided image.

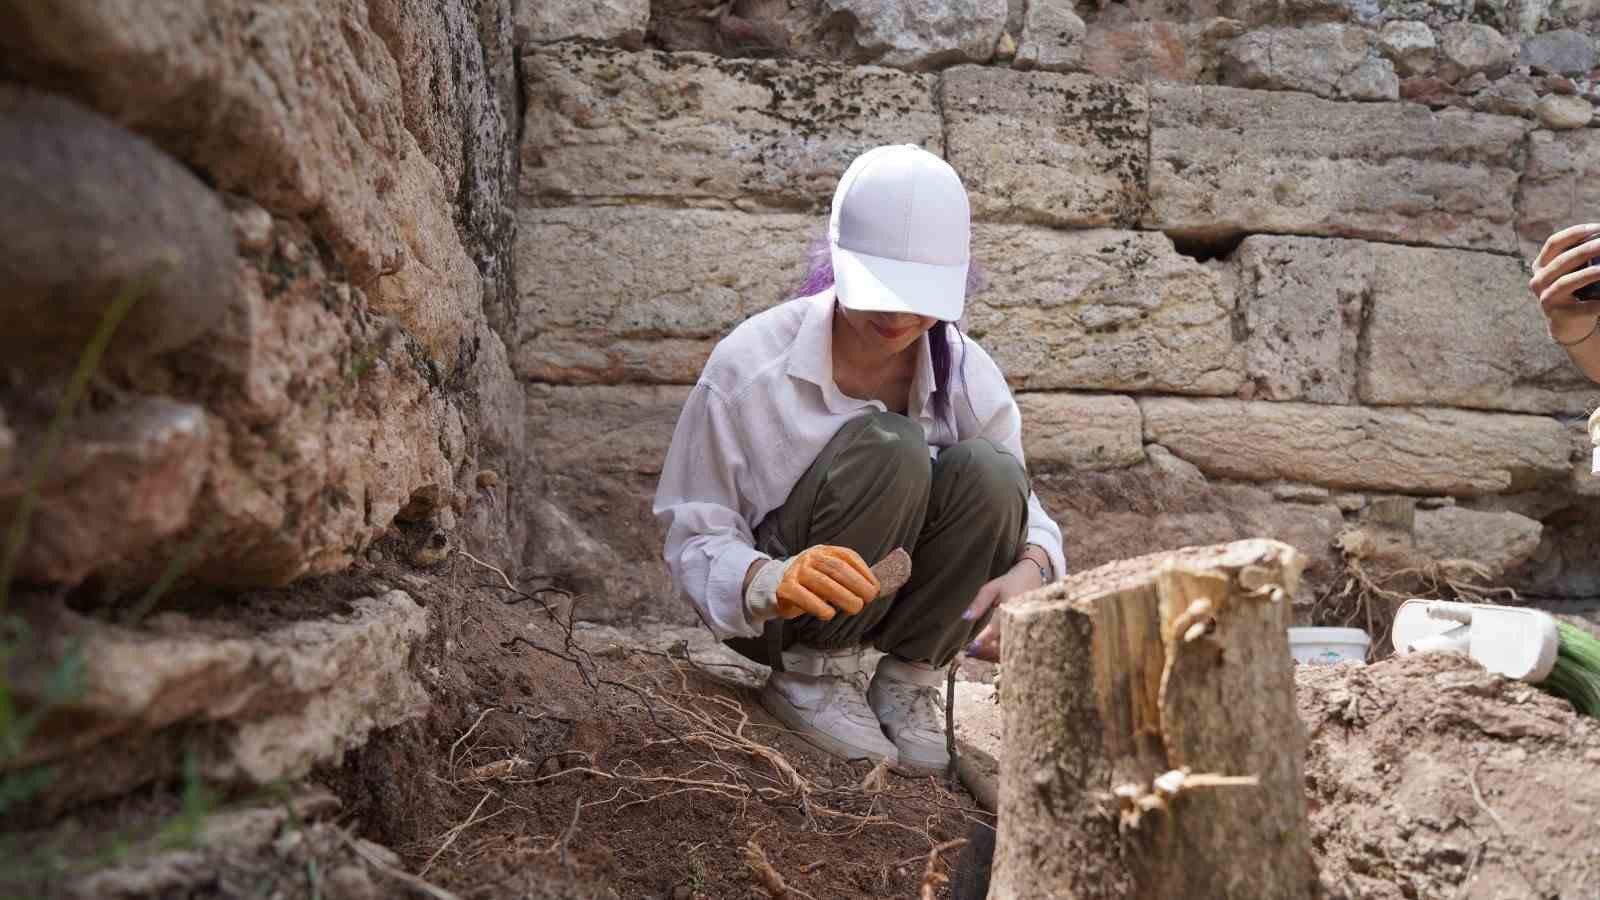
[1529,223,1600,342]
[745,545,880,623]
[960,562,1046,662]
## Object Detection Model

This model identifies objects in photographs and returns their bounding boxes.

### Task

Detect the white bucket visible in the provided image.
[1288,627,1370,665]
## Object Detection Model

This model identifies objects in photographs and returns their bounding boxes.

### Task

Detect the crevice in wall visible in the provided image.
[1165,228,1247,263]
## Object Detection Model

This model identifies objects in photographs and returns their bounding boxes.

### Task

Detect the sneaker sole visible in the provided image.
[888,746,950,777]
[758,681,899,767]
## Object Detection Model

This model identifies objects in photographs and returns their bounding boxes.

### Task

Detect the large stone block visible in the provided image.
[0,87,237,368]
[1140,398,1571,495]
[1357,242,1600,415]
[1235,236,1367,404]
[514,0,647,46]
[966,226,1245,394]
[514,207,815,384]
[1517,129,1600,260]
[521,44,942,209]
[1016,393,1145,471]
[941,67,1148,228]
[1237,234,1600,414]
[0,0,489,370]
[1146,83,1527,253]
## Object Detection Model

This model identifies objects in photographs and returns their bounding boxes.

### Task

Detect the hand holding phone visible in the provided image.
[1577,257,1600,302]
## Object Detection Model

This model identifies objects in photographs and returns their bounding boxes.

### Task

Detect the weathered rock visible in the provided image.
[1414,506,1542,574]
[0,86,236,368]
[1014,0,1086,71]
[1522,29,1596,76]
[11,591,428,784]
[1377,20,1437,76]
[817,0,1007,68]
[1222,24,1398,101]
[513,0,647,46]
[1517,129,1600,259]
[112,225,464,588]
[941,67,1147,227]
[0,397,209,585]
[1537,92,1595,128]
[966,226,1244,394]
[1079,20,1190,81]
[1357,240,1600,415]
[521,44,941,209]
[514,206,813,384]
[1146,83,1527,252]
[1235,235,1366,404]
[0,0,489,370]
[1139,398,1571,495]
[1545,73,1581,94]
[1400,74,1467,107]
[1437,21,1518,82]
[1473,73,1542,116]
[1015,393,1144,471]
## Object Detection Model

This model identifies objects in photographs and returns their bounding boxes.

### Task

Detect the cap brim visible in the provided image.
[832,244,966,322]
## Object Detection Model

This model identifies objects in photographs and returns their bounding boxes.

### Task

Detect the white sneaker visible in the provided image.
[868,655,950,774]
[759,646,900,766]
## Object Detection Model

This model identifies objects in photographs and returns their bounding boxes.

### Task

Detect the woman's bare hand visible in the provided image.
[1530,223,1600,342]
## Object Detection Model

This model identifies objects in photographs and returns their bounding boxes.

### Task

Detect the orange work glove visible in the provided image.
[744,545,881,623]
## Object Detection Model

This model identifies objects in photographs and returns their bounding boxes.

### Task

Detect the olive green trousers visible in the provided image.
[725,412,1028,670]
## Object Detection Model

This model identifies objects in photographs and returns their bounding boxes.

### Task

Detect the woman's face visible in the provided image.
[838,306,938,357]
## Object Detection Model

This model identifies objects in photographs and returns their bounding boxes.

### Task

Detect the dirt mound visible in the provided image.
[1300,652,1600,899]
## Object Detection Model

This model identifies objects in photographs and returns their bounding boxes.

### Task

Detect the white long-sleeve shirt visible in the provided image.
[652,289,1067,640]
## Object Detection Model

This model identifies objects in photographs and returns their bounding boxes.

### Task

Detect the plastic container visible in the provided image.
[1288,627,1370,665]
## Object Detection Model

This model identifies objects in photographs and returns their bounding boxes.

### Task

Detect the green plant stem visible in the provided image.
[0,271,160,614]
[1543,623,1600,719]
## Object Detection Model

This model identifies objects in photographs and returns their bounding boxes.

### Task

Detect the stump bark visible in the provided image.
[989,539,1315,899]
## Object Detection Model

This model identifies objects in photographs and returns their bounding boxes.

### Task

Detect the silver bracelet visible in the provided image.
[1023,556,1050,585]
[1550,318,1600,347]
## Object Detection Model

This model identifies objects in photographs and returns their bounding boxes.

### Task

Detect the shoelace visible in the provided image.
[812,663,879,725]
[885,681,945,736]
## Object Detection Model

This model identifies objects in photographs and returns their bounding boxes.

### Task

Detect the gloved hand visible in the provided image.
[745,545,881,623]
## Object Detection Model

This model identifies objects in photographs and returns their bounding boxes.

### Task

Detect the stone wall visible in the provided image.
[517,0,1600,621]
[0,0,527,815]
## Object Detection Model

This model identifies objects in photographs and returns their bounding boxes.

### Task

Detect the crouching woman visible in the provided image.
[652,144,1066,773]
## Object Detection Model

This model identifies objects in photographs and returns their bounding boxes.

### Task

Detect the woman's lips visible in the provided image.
[872,321,910,340]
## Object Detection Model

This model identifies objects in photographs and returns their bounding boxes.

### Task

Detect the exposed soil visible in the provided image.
[328,552,990,900]
[1300,652,1600,900]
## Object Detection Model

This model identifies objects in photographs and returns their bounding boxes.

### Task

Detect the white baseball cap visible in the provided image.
[828,144,971,322]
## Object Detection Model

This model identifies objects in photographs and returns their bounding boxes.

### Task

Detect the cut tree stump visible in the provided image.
[988,539,1315,899]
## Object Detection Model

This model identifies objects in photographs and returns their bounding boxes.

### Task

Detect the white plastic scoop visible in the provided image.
[1391,600,1560,683]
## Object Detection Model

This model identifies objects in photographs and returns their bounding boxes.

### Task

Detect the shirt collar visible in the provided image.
[787,288,938,420]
